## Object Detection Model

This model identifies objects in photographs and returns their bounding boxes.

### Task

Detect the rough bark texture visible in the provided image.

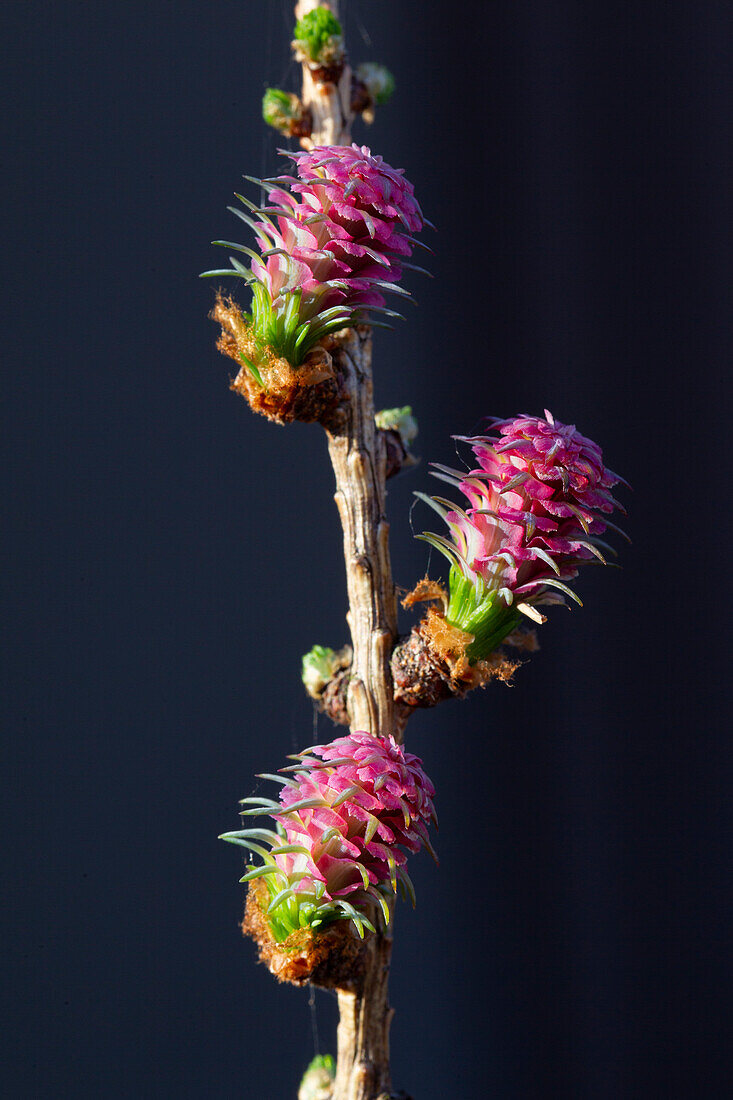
[324,329,398,737]
[323,328,398,1100]
[334,931,394,1100]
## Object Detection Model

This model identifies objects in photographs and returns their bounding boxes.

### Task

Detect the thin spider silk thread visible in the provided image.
[259,0,276,179]
[309,986,320,1055]
[348,0,373,49]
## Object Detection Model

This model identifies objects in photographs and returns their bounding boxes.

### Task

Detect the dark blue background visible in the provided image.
[3,1,730,1096]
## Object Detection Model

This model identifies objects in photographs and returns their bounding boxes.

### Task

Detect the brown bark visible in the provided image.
[333,931,394,1100]
[323,329,399,1100]
[324,329,398,738]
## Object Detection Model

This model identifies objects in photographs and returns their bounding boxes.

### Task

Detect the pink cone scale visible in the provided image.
[221,732,436,941]
[417,411,628,658]
[203,144,428,368]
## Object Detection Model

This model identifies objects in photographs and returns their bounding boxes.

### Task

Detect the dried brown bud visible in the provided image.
[211,295,341,424]
[242,880,366,989]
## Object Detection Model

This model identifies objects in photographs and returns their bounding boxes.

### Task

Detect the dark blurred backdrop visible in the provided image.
[3,1,731,1097]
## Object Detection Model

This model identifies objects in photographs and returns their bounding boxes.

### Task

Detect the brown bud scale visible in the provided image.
[242,880,366,989]
[211,295,341,424]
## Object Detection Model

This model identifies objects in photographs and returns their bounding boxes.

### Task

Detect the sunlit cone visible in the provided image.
[202,144,428,371]
[417,410,628,659]
[221,731,437,941]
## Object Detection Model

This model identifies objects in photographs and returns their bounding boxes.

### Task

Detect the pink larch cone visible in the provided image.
[221,731,436,940]
[417,410,628,656]
[204,144,428,367]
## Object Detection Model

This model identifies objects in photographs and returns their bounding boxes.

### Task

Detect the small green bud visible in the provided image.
[262,88,302,133]
[356,62,396,106]
[301,644,351,699]
[293,7,344,68]
[298,1054,336,1100]
[375,405,418,448]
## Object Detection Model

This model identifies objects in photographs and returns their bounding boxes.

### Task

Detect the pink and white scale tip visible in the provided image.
[222,731,437,942]
[418,411,629,653]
